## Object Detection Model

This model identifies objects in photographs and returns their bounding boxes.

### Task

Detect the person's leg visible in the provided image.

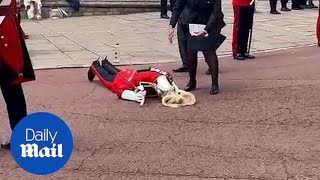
[173,22,189,72]
[307,0,318,8]
[281,0,291,11]
[87,60,116,91]
[1,84,27,131]
[236,7,251,59]
[184,51,198,91]
[300,0,307,7]
[160,0,169,18]
[232,6,242,59]
[292,0,303,9]
[101,58,120,75]
[203,50,219,95]
[269,0,281,14]
[170,0,176,13]
[244,6,255,59]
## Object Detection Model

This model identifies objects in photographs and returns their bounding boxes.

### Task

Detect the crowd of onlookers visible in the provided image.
[269,0,318,14]
[160,0,319,18]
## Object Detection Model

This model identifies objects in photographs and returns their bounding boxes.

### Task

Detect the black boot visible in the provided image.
[184,53,197,91]
[185,80,196,91]
[210,80,219,95]
[209,66,219,95]
[204,51,219,95]
[88,60,100,81]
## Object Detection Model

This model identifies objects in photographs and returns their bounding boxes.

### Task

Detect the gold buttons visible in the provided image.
[0,36,3,39]
[4,44,8,47]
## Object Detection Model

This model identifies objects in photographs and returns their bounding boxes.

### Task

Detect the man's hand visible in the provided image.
[168,25,174,43]
[194,30,208,38]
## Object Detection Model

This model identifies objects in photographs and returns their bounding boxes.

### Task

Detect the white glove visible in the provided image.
[121,90,146,103]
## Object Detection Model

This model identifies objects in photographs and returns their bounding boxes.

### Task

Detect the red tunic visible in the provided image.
[0,0,35,85]
[111,68,173,98]
[232,0,253,6]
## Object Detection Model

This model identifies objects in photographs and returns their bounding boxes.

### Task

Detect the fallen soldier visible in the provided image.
[87,58,196,107]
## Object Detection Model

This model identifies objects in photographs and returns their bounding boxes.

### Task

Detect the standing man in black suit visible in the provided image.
[161,0,176,19]
[168,0,226,94]
[269,0,291,14]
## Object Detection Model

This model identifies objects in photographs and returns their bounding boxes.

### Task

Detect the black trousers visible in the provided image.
[232,6,254,56]
[269,0,289,11]
[161,0,176,16]
[177,21,188,68]
[95,59,120,82]
[292,0,302,8]
[0,84,27,130]
[299,0,307,5]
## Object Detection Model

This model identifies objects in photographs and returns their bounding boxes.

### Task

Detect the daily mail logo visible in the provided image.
[11,112,73,175]
[20,129,63,158]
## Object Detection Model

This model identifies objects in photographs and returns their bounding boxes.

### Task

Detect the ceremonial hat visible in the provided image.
[161,90,196,108]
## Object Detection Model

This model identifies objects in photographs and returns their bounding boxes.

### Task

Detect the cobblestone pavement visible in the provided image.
[0,46,320,179]
[21,1,319,69]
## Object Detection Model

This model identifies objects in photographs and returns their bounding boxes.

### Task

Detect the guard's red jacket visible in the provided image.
[93,67,173,98]
[232,0,253,6]
[0,0,35,85]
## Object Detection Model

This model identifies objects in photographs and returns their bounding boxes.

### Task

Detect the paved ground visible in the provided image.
[21,1,319,69]
[0,45,320,179]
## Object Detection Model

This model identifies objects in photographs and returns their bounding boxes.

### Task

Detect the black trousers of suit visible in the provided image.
[177,21,188,68]
[0,84,27,130]
[232,6,254,56]
[299,0,307,5]
[269,0,289,11]
[292,0,302,8]
[161,0,176,16]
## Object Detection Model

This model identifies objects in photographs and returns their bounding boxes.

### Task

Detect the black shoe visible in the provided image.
[309,4,318,8]
[311,5,318,9]
[88,60,100,81]
[234,54,246,60]
[172,66,189,72]
[161,14,169,19]
[318,43,320,47]
[210,84,219,95]
[184,80,196,91]
[244,53,255,59]
[270,10,281,14]
[88,68,95,81]
[281,7,291,11]
[1,143,10,149]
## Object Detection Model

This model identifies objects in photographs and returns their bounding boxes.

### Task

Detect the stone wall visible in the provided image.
[21,0,163,18]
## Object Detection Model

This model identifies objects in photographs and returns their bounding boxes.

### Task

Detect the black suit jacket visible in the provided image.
[169,0,226,33]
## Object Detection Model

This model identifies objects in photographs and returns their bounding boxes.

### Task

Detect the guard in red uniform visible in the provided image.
[317,1,320,47]
[0,0,36,149]
[232,0,256,60]
[87,58,192,106]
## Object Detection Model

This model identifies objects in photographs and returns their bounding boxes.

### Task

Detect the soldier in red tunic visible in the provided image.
[232,0,256,60]
[0,0,35,149]
[87,58,194,106]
